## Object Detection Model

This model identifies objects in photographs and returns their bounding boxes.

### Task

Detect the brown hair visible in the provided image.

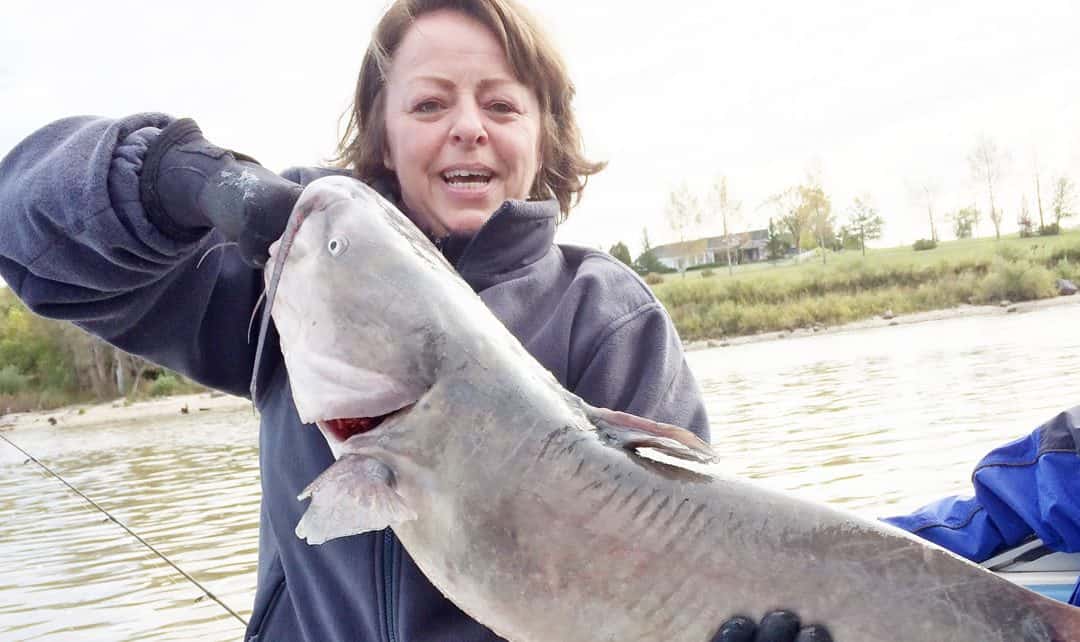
[333,0,605,219]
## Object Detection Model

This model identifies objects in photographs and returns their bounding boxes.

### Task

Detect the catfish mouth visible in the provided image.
[318,404,414,442]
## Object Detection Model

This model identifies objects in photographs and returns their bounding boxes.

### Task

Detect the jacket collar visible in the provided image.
[433,199,559,290]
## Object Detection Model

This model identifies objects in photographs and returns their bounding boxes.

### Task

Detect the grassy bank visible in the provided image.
[651,231,1080,341]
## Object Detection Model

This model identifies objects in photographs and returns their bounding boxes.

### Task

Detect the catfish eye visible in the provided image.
[327,237,348,257]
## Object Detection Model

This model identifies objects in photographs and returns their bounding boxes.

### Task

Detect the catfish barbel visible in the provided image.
[255,175,1080,642]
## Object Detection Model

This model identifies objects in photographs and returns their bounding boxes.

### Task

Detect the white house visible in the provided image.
[651,229,770,270]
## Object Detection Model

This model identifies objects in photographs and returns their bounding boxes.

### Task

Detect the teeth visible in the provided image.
[443,169,492,180]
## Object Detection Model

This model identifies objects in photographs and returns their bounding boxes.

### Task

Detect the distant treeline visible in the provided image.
[650,232,1080,341]
[0,289,198,412]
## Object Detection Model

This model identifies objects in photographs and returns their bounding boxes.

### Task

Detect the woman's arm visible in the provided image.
[0,114,272,398]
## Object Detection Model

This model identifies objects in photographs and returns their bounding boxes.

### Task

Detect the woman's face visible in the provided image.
[382,10,542,238]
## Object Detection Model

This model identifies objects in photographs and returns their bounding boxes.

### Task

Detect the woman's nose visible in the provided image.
[448,105,488,146]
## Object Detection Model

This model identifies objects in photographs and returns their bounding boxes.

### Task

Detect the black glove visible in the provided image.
[139,118,302,267]
[713,610,832,642]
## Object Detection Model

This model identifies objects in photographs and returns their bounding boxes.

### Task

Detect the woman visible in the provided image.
[0,1,829,640]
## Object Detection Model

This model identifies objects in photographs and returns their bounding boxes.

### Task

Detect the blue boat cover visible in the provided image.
[883,406,1080,605]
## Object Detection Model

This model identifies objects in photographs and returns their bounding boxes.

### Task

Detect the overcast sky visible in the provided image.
[3,0,1078,254]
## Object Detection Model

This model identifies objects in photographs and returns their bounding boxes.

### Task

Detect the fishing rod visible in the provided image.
[0,431,248,627]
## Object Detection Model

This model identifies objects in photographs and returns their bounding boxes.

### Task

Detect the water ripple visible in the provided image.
[2,304,1078,639]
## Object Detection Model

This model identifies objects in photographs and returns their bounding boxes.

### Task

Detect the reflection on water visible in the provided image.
[689,303,1080,514]
[0,302,1077,639]
[0,405,260,641]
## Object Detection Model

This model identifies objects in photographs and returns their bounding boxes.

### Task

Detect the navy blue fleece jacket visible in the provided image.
[0,113,709,641]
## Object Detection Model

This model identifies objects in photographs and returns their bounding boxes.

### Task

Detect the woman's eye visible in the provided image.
[413,100,443,114]
[488,101,516,114]
[327,237,349,257]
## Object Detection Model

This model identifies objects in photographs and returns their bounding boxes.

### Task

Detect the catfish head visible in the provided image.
[261,176,472,455]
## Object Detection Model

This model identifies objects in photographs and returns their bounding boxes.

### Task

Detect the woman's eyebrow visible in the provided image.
[407,75,522,92]
[408,75,455,90]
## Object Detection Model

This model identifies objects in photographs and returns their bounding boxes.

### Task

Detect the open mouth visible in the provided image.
[319,404,414,442]
[441,168,493,190]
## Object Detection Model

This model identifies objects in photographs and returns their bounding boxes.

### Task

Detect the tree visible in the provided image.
[765,187,808,252]
[0,289,163,404]
[908,179,940,242]
[846,195,885,256]
[968,135,1007,240]
[1051,176,1076,226]
[634,227,667,274]
[765,218,789,262]
[837,225,861,251]
[608,242,633,267]
[1033,153,1048,232]
[708,176,742,276]
[1017,196,1035,237]
[800,182,835,264]
[949,205,981,239]
[665,182,701,243]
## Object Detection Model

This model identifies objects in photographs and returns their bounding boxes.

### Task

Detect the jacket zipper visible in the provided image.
[383,530,398,642]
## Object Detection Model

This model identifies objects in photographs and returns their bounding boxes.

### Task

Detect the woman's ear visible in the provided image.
[383,148,395,171]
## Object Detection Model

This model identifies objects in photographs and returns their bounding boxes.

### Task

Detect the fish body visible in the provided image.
[262,175,1080,642]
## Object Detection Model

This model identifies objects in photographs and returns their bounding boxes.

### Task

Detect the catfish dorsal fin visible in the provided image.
[587,407,716,465]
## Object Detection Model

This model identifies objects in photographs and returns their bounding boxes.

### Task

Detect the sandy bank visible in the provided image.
[683,293,1080,351]
[0,390,251,432]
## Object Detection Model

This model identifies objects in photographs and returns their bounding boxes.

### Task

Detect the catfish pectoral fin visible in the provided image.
[295,454,416,545]
[587,406,717,465]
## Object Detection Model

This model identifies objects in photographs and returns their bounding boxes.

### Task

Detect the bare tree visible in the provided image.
[708,176,742,276]
[665,182,701,243]
[907,179,940,242]
[968,135,1007,240]
[1033,152,1047,231]
[1017,195,1035,237]
[665,183,704,275]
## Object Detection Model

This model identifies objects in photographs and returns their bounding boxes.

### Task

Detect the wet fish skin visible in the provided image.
[265,176,1080,642]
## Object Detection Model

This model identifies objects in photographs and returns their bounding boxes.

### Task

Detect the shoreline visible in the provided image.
[0,390,251,433]
[2,295,1077,427]
[682,293,1080,351]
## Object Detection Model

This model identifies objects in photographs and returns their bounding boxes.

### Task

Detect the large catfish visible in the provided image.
[256,175,1080,642]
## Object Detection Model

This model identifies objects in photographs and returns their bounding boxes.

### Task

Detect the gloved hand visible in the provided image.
[139,118,302,267]
[713,610,832,642]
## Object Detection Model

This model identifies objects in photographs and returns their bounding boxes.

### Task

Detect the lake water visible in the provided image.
[1,301,1077,640]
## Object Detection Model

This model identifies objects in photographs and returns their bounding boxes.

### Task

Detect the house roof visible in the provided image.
[653,229,769,257]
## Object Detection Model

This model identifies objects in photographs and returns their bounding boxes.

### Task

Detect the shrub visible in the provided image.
[912,239,937,251]
[1047,239,1080,265]
[1055,257,1080,282]
[643,273,665,285]
[148,374,181,398]
[701,269,715,278]
[994,243,1027,263]
[1040,223,1061,236]
[0,365,30,395]
[975,258,1057,303]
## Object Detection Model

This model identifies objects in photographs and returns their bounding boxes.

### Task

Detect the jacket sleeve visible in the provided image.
[0,114,266,398]
[571,300,711,443]
[881,407,1080,562]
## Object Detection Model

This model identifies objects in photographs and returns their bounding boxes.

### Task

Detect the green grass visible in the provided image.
[649,229,1080,340]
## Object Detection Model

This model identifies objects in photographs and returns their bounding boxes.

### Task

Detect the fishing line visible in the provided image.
[0,431,248,627]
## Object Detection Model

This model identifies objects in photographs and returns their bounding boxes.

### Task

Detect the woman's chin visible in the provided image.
[435,210,494,236]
